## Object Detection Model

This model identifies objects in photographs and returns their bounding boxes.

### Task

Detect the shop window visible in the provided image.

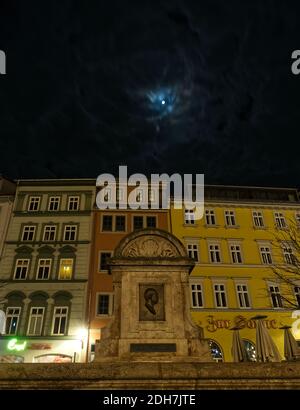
[243,339,256,362]
[34,354,72,363]
[209,340,223,362]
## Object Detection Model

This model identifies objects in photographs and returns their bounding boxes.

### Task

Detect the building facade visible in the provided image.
[87,186,170,360]
[0,179,95,363]
[170,185,300,362]
[0,177,16,260]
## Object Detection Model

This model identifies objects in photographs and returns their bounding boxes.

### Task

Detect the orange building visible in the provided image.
[87,188,169,360]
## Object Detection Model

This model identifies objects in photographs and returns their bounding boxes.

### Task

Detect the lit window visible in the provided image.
[99,252,112,271]
[97,294,113,316]
[236,284,251,308]
[269,285,283,308]
[48,196,60,211]
[214,284,227,307]
[274,212,286,228]
[27,307,44,336]
[184,209,195,225]
[5,307,21,335]
[36,259,51,280]
[230,245,243,264]
[28,196,40,212]
[63,225,77,241]
[190,284,203,307]
[21,226,36,241]
[260,246,273,264]
[225,210,236,226]
[209,244,221,263]
[58,259,73,280]
[14,259,30,280]
[43,225,56,241]
[68,196,80,211]
[253,211,264,227]
[52,307,68,335]
[187,244,199,261]
[205,210,216,225]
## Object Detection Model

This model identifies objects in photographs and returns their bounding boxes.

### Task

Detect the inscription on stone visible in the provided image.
[130,343,177,353]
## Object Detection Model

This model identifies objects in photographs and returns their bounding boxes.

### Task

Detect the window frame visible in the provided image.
[268,283,283,308]
[36,258,52,280]
[235,283,251,308]
[96,293,114,317]
[190,282,204,308]
[224,210,237,227]
[51,306,69,336]
[213,283,228,308]
[42,225,57,242]
[58,258,74,280]
[259,245,273,265]
[208,243,222,263]
[13,258,30,280]
[67,195,80,211]
[48,196,61,212]
[252,210,264,228]
[21,225,37,242]
[205,209,216,226]
[5,307,21,335]
[274,211,287,229]
[27,307,45,336]
[63,224,78,241]
[98,251,113,272]
[27,196,41,212]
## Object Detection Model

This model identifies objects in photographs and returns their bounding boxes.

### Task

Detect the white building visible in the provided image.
[0,179,95,363]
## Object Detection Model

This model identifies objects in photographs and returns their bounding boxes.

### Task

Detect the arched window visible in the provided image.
[5,291,26,335]
[209,339,224,362]
[243,339,256,362]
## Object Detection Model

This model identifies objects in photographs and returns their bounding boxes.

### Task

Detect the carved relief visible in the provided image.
[123,236,178,258]
[139,284,165,321]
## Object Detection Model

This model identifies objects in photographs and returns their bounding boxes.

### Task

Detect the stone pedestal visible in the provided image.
[95,229,212,363]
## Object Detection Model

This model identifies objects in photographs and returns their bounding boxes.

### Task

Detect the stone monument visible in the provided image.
[95,229,212,362]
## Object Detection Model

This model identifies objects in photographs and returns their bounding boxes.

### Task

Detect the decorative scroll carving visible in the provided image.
[122,236,178,258]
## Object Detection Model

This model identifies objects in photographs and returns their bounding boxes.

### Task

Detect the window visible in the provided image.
[27,307,44,336]
[253,211,264,227]
[102,215,113,231]
[225,210,236,226]
[283,246,296,265]
[5,307,21,335]
[58,259,73,280]
[236,284,250,308]
[230,244,242,264]
[48,196,60,211]
[269,285,283,308]
[205,209,216,225]
[28,196,40,211]
[36,259,51,280]
[209,244,221,263]
[68,196,80,211]
[260,246,273,264]
[115,215,126,232]
[43,225,57,241]
[133,215,157,230]
[274,212,286,228]
[187,244,199,261]
[209,340,223,362]
[243,340,256,362]
[97,294,113,316]
[63,225,77,241]
[294,286,300,307]
[146,216,157,228]
[99,252,112,271]
[133,216,144,230]
[52,307,68,335]
[184,209,195,225]
[21,226,36,241]
[190,284,203,307]
[14,259,30,280]
[214,284,227,307]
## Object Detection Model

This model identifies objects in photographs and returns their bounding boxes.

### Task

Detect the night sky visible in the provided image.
[1,0,300,187]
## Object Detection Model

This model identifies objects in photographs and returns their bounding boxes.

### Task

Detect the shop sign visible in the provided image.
[7,338,27,352]
[206,315,278,332]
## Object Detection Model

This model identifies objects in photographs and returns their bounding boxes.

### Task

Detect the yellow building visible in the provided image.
[170,185,300,362]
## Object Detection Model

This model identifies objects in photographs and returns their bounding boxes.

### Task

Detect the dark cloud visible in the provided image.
[0,0,300,186]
